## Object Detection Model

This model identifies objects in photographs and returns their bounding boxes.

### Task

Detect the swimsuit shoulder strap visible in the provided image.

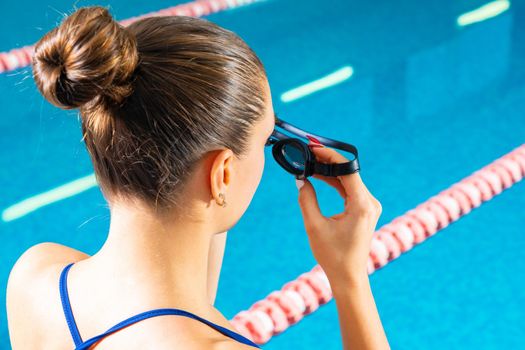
[59,262,260,349]
[58,262,84,346]
[76,308,261,349]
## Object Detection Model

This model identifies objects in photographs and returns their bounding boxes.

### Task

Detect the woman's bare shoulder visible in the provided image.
[7,242,88,290]
[6,242,88,348]
[11,242,88,271]
[7,241,88,306]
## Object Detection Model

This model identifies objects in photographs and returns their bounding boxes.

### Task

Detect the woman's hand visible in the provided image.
[296,142,382,283]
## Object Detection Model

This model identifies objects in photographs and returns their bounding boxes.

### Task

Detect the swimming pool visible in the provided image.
[1,0,524,348]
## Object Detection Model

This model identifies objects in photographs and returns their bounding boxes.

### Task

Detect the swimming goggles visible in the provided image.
[265,114,360,180]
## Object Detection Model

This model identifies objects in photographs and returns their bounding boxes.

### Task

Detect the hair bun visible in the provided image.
[32,6,139,110]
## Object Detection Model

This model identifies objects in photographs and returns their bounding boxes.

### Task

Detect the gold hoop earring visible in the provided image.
[216,192,227,207]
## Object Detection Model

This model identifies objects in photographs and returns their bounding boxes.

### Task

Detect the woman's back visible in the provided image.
[7,242,259,349]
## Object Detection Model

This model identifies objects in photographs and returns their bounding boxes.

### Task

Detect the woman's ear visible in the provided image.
[209,149,233,202]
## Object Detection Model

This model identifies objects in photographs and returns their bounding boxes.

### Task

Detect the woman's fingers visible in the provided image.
[308,143,349,163]
[328,212,346,221]
[308,144,349,200]
[297,178,326,232]
[311,173,347,198]
[309,145,369,204]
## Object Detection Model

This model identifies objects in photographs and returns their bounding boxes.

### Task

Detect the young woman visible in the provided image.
[6,6,390,349]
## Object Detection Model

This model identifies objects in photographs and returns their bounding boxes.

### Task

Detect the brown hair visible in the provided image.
[32,6,268,212]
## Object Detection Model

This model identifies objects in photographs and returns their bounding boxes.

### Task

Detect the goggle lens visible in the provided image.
[281,143,305,171]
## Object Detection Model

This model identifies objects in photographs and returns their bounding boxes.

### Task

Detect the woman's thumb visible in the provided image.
[296,178,324,230]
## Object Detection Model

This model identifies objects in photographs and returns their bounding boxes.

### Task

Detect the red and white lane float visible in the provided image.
[230,143,525,345]
[0,0,261,74]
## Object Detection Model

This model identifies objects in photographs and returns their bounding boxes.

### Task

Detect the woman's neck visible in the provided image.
[83,201,214,311]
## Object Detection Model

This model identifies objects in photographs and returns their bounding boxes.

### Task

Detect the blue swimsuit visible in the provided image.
[59,262,261,349]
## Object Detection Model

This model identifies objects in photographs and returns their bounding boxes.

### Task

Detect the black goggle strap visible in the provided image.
[312,158,360,176]
[268,129,289,143]
[276,118,359,160]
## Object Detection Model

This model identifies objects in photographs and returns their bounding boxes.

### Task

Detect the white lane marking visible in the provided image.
[457,0,510,27]
[280,66,354,103]
[2,173,98,222]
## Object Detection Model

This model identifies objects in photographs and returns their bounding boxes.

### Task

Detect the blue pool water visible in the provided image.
[1,0,525,348]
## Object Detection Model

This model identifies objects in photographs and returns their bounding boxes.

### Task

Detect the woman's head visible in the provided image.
[32,6,275,227]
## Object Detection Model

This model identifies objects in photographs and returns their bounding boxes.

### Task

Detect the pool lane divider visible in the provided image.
[229,143,525,345]
[0,0,262,74]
